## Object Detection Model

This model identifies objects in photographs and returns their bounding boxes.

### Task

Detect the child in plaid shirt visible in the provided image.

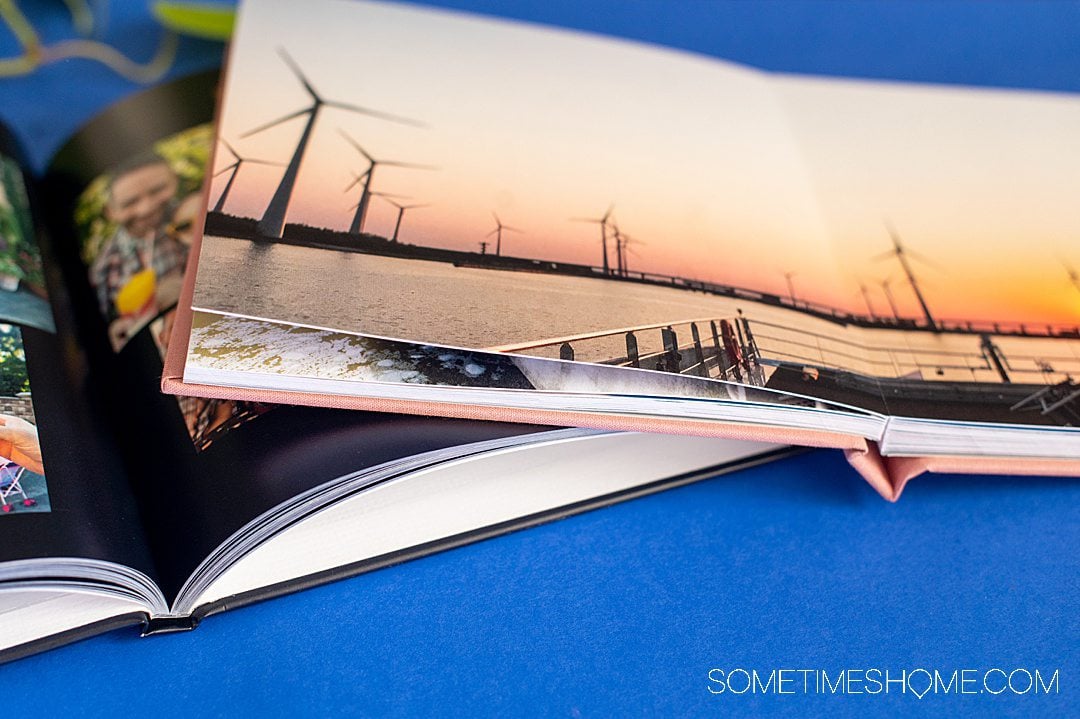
[89,153,190,346]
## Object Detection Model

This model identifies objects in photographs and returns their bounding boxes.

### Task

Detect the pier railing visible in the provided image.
[493,314,1080,389]
[491,316,768,386]
[746,319,1080,385]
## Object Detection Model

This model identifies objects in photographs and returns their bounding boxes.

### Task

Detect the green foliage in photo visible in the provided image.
[0,156,45,290]
[75,123,213,265]
[0,324,29,396]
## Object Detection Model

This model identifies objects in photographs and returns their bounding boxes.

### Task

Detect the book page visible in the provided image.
[0,124,157,577]
[771,76,1080,424]
[185,0,1080,434]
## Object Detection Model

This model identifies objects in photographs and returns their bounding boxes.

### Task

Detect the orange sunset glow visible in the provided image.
[210,0,1080,326]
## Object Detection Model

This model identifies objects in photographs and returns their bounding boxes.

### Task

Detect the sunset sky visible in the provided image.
[211,0,1080,325]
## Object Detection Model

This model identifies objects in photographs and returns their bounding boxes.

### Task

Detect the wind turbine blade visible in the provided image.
[602,204,614,223]
[401,204,430,210]
[870,249,896,262]
[325,100,426,128]
[241,107,311,138]
[485,228,499,237]
[243,158,284,167]
[492,212,501,225]
[570,216,602,224]
[343,171,369,192]
[278,48,321,101]
[337,130,373,162]
[213,162,239,177]
[503,225,523,233]
[883,217,901,244]
[376,160,439,170]
[220,139,240,162]
[370,191,410,199]
[905,247,946,272]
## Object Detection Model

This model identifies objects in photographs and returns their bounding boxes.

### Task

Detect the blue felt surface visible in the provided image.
[1,2,1078,716]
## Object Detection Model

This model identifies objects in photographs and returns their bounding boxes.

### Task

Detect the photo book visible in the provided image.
[161,0,1080,499]
[0,62,788,663]
[2,0,1076,665]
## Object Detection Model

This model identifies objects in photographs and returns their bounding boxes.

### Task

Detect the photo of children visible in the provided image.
[75,125,209,351]
[0,155,53,333]
[74,123,269,451]
[0,323,49,514]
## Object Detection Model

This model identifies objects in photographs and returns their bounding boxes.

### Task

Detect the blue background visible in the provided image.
[2,1,1078,716]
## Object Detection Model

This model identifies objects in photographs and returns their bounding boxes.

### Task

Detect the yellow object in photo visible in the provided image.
[115,268,157,316]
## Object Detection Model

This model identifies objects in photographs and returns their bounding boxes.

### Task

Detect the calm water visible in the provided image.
[193,236,1080,382]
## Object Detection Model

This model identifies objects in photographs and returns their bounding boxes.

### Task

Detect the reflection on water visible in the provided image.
[193,236,1080,383]
[196,236,800,346]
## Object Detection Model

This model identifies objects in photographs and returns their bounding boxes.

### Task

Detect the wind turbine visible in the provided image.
[873,221,937,329]
[211,139,281,214]
[571,204,614,274]
[612,223,644,276]
[344,189,407,228]
[879,277,901,319]
[610,222,625,275]
[487,213,522,256]
[619,234,645,276]
[242,48,423,238]
[382,197,429,243]
[781,270,797,304]
[340,130,435,235]
[1064,260,1080,294]
[858,282,877,318]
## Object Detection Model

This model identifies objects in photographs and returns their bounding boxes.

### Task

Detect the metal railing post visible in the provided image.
[690,322,707,377]
[625,332,640,368]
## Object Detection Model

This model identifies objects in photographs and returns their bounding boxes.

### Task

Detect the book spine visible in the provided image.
[142,615,200,635]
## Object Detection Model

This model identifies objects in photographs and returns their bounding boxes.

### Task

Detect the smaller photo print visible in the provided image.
[0,155,53,333]
[0,323,49,514]
[74,125,210,351]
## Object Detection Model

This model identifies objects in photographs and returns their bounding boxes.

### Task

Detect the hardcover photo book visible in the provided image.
[162,0,1080,499]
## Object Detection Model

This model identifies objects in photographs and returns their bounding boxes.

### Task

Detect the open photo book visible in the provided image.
[162,0,1080,499]
[0,65,791,664]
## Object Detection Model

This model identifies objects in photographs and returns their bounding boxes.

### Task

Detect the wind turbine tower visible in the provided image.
[244,48,422,239]
[782,271,797,304]
[572,204,614,274]
[384,198,429,243]
[212,140,281,213]
[340,130,434,235]
[486,213,522,256]
[858,282,877,318]
[877,223,937,329]
[879,278,901,319]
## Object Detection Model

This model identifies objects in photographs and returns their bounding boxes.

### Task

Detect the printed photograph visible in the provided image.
[75,124,270,450]
[0,323,49,514]
[0,155,53,332]
[190,0,1080,427]
[75,124,210,352]
[185,310,873,427]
